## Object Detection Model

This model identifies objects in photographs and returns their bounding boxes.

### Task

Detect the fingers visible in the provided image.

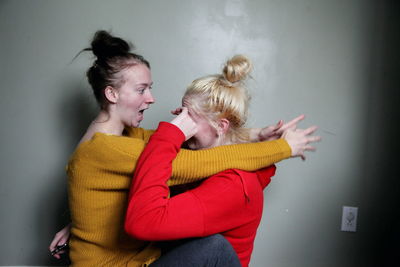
[303,125,318,135]
[294,126,321,142]
[280,114,305,131]
[49,235,62,252]
[307,136,321,143]
[291,114,305,124]
[259,115,306,141]
[170,107,183,115]
[265,120,283,133]
[271,120,284,134]
[283,123,321,160]
[304,145,316,151]
[275,120,284,129]
[287,114,305,126]
[52,249,65,259]
[180,106,188,115]
[51,245,68,259]
[303,127,321,145]
[170,107,197,140]
[299,145,317,161]
[49,224,71,259]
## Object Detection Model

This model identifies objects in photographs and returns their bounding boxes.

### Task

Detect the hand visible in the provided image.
[170,107,182,116]
[49,223,71,259]
[170,107,198,140]
[282,126,321,160]
[259,114,305,141]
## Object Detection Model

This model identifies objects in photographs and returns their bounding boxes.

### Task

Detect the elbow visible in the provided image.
[124,216,144,240]
[124,215,156,241]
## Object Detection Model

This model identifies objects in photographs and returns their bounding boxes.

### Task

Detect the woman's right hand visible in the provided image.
[282,126,321,160]
[49,223,71,259]
[170,107,198,140]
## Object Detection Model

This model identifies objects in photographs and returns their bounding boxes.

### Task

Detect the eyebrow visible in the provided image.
[135,82,153,87]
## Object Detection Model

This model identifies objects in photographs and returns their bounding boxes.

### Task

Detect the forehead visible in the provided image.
[122,64,152,85]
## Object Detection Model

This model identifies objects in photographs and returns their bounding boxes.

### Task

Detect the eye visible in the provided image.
[138,88,145,94]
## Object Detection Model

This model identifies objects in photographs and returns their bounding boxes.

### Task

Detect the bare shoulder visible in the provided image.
[78,124,100,145]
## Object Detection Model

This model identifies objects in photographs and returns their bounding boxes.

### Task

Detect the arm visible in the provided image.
[103,117,317,187]
[170,138,288,185]
[108,128,291,186]
[125,122,270,240]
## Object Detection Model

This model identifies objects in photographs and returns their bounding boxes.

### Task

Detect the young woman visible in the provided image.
[125,55,320,266]
[50,30,319,266]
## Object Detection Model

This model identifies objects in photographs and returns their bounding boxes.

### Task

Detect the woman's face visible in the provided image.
[115,64,154,127]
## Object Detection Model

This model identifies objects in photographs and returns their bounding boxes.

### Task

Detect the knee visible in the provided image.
[202,234,233,252]
[202,234,240,266]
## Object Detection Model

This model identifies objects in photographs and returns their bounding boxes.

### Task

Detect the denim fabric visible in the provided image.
[151,234,241,267]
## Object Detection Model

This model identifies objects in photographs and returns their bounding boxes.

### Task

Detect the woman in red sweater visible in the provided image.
[125,55,320,266]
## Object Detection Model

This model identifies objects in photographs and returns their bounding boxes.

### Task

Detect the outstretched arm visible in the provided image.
[103,113,319,187]
[124,126,290,186]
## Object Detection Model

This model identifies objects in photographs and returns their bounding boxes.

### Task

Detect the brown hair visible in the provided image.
[81,30,150,109]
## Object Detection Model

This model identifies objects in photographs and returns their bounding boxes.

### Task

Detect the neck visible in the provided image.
[91,110,125,136]
[214,134,232,147]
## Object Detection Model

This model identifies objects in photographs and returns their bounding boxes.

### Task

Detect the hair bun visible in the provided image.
[90,30,132,60]
[222,55,252,83]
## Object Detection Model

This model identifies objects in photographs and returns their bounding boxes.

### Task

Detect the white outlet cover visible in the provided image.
[341,206,358,232]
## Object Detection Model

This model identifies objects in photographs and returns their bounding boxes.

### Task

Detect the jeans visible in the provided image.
[150,234,241,267]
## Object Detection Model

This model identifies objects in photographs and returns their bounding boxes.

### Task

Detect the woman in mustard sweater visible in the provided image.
[49,30,319,266]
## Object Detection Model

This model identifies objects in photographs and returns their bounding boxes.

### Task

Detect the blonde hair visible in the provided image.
[183,55,252,144]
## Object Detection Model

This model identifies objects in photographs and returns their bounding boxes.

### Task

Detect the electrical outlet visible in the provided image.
[341,206,358,232]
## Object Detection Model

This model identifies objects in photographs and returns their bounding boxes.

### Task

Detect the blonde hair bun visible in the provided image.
[222,55,252,83]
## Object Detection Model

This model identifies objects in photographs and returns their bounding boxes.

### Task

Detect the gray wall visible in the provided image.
[0,0,398,266]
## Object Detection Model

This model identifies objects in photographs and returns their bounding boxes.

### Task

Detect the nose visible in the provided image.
[146,90,155,104]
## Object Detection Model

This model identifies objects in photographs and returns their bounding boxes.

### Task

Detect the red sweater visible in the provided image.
[125,122,276,267]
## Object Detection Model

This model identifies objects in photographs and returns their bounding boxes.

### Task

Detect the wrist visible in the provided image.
[157,122,186,146]
[249,128,262,142]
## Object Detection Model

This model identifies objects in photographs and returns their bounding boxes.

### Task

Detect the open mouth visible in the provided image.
[139,108,147,114]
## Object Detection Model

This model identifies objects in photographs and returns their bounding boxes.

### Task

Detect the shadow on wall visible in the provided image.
[370,0,400,266]
[35,76,97,265]
[379,1,400,265]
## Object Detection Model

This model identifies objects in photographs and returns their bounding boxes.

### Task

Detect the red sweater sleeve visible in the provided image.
[125,122,266,241]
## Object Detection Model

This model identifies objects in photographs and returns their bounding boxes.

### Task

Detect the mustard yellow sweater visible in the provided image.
[68,127,291,266]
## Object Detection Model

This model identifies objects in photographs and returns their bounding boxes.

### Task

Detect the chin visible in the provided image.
[130,121,140,128]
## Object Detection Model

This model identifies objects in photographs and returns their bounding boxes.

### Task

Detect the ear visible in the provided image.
[104,86,119,104]
[217,118,230,135]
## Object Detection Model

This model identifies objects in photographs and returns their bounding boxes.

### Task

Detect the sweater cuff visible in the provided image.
[157,122,186,147]
[275,138,292,159]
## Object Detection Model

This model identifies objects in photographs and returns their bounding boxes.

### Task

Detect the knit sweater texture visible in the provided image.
[68,126,290,266]
[125,122,276,266]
